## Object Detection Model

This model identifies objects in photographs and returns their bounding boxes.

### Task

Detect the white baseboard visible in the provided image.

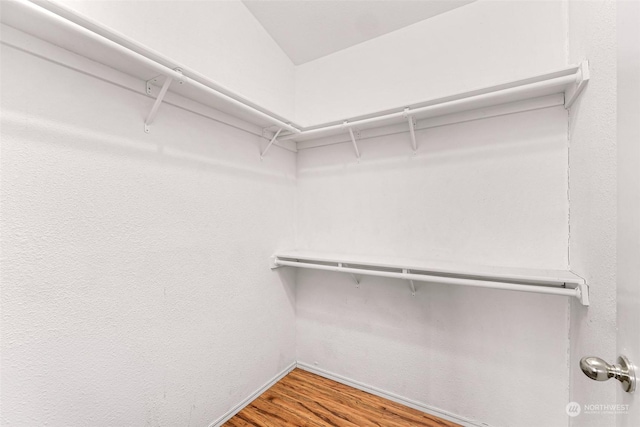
[296,362,489,427]
[208,361,296,427]
[208,360,489,427]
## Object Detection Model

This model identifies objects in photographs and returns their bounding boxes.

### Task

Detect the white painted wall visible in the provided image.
[1,2,625,427]
[56,0,296,119]
[294,0,568,126]
[566,1,618,426]
[616,2,640,426]
[0,32,297,426]
[295,107,572,427]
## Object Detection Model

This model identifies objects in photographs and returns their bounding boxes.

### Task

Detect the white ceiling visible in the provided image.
[242,0,476,65]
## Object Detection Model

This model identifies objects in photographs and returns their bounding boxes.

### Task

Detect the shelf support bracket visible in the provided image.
[261,128,283,160]
[404,108,417,154]
[344,122,361,160]
[570,282,590,306]
[562,275,589,306]
[269,255,282,269]
[343,263,360,287]
[144,69,183,133]
[577,283,589,306]
[404,269,416,296]
[351,274,360,287]
[565,60,590,109]
[144,75,173,134]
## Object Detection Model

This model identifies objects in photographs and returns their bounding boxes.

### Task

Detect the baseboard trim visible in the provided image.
[208,361,296,427]
[208,360,489,427]
[296,362,488,427]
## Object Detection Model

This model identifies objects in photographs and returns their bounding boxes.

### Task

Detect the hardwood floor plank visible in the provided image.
[273,378,390,427]
[234,406,282,427]
[250,394,323,427]
[287,370,456,427]
[224,416,256,427]
[269,384,362,427]
[282,372,408,427]
[224,369,461,427]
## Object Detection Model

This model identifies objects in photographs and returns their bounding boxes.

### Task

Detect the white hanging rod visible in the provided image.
[12,1,588,144]
[271,255,589,306]
[280,69,584,142]
[14,0,300,135]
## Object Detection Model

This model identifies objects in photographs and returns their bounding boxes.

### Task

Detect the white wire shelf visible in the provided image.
[270,251,589,306]
[1,0,589,156]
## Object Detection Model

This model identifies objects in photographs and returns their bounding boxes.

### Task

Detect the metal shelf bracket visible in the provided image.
[351,274,360,288]
[344,122,361,161]
[565,60,590,109]
[342,264,360,287]
[144,69,183,133]
[403,108,417,154]
[269,255,281,269]
[145,75,162,96]
[573,282,590,306]
[404,269,416,296]
[261,128,283,160]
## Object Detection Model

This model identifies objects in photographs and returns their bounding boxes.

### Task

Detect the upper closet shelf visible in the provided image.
[271,251,589,306]
[2,0,589,154]
[0,0,299,135]
[281,61,589,148]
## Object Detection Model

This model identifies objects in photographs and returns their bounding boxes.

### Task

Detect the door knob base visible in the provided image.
[617,355,636,393]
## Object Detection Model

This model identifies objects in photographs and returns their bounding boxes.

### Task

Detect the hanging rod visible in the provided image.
[280,66,587,142]
[270,252,589,306]
[8,0,588,145]
[9,0,301,135]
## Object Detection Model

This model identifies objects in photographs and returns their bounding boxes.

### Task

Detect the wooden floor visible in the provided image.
[224,368,460,427]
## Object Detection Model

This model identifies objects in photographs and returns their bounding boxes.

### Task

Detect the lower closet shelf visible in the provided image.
[270,251,589,306]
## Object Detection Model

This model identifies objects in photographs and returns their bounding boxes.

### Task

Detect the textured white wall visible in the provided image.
[56,0,296,119]
[0,39,297,426]
[1,2,623,427]
[617,2,640,426]
[294,0,568,126]
[566,1,618,426]
[295,107,572,427]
